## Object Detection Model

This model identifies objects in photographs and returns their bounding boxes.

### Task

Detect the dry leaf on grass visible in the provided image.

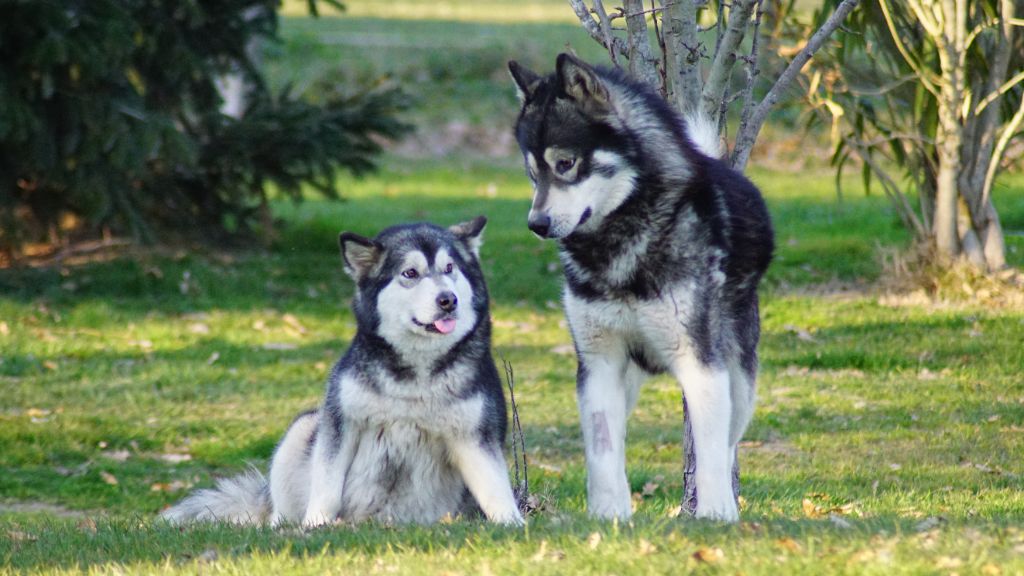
[99,471,119,486]
[692,547,724,563]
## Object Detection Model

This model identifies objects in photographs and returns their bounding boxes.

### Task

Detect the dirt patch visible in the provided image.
[0,501,88,518]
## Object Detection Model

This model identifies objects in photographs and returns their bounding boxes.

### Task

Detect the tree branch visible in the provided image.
[731,0,861,171]
[701,0,758,121]
[982,88,1024,210]
[592,0,621,66]
[878,0,941,97]
[568,0,630,60]
[623,0,662,89]
[661,0,704,115]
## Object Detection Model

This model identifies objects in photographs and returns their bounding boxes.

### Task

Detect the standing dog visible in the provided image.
[162,218,524,527]
[508,54,773,522]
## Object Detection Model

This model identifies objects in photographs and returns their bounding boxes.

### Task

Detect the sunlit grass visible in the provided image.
[2,163,1023,573]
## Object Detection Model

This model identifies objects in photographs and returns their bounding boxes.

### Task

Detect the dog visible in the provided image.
[161,218,524,527]
[508,54,774,522]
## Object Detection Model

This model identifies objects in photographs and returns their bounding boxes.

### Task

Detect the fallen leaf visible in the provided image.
[802,498,823,518]
[100,450,131,462]
[189,323,210,335]
[7,530,37,542]
[77,518,97,534]
[587,531,602,550]
[776,537,802,553]
[159,453,192,464]
[100,471,119,486]
[150,480,189,492]
[282,313,307,335]
[935,556,963,569]
[692,547,724,563]
[638,539,657,555]
[0,321,9,336]
[641,481,659,498]
[43,360,58,371]
[206,352,220,366]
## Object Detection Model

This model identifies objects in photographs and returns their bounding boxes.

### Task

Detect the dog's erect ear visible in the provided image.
[339,232,383,281]
[555,53,611,117]
[508,61,540,103]
[449,216,487,259]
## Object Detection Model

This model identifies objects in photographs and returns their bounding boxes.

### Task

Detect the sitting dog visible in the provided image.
[162,218,523,527]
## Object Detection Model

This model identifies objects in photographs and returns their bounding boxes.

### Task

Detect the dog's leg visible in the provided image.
[673,353,739,522]
[302,421,356,528]
[577,349,634,520]
[448,438,524,525]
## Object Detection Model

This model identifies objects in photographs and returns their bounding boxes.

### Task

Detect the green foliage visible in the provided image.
[806,0,1024,238]
[0,0,405,253]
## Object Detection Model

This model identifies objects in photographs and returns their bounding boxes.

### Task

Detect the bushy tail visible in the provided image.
[684,113,724,159]
[160,467,270,525]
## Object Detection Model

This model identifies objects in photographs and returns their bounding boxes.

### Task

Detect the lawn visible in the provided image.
[3,6,1024,576]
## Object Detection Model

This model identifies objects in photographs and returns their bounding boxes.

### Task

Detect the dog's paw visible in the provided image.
[694,499,739,523]
[301,512,333,530]
[587,500,633,521]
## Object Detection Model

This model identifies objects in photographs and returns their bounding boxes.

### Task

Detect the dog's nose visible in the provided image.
[436,291,458,313]
[528,214,551,238]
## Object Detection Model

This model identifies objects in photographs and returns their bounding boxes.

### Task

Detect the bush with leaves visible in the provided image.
[0,0,407,257]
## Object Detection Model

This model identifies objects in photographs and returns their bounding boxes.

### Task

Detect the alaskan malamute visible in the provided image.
[162,218,524,527]
[509,54,774,522]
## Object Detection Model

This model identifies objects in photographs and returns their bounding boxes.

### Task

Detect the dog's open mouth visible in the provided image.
[413,317,457,335]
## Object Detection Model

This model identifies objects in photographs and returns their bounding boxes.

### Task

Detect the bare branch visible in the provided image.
[731,0,860,171]
[592,0,621,66]
[623,0,662,89]
[982,89,1024,210]
[702,0,758,120]
[736,0,766,158]
[661,0,704,115]
[975,69,1024,115]
[568,0,630,60]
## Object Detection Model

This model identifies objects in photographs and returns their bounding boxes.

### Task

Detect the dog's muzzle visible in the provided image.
[528,213,551,238]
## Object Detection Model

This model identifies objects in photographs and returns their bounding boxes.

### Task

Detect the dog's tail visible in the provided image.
[684,113,724,159]
[160,467,270,525]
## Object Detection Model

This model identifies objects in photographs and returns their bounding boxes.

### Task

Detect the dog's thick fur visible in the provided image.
[509,54,774,522]
[162,218,523,527]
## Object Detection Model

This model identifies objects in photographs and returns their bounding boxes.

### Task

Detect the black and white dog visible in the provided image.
[509,54,774,522]
[162,218,523,527]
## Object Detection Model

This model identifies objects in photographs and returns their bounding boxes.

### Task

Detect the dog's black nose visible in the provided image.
[528,214,551,237]
[436,291,458,312]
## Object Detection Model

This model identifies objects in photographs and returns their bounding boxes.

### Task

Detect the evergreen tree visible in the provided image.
[0,0,407,256]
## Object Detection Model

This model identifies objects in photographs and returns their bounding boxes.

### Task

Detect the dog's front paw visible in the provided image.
[301,511,334,529]
[587,498,633,521]
[694,498,739,523]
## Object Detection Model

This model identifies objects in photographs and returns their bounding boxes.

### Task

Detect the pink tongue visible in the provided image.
[434,318,456,334]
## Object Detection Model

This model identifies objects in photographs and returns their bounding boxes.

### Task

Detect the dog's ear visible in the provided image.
[449,216,487,259]
[555,53,611,117]
[508,61,541,103]
[339,232,383,281]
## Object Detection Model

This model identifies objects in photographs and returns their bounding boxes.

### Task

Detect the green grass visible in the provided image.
[2,162,1023,574]
[4,5,1024,574]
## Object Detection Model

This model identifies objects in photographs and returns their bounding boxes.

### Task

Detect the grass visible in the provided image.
[2,162,1023,574]
[4,5,1024,575]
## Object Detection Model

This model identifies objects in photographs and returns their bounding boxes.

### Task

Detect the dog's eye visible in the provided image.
[444,263,454,274]
[401,268,419,279]
[555,158,577,175]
